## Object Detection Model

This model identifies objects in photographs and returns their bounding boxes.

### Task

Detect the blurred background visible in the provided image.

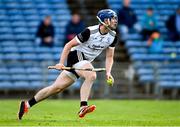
[0,0,180,99]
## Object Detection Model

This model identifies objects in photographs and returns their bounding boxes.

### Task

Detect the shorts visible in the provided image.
[66,50,88,80]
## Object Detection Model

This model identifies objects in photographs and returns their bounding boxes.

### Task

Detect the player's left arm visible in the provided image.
[105,35,117,79]
[105,47,115,80]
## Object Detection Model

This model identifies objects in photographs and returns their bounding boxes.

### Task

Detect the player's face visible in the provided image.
[109,17,118,30]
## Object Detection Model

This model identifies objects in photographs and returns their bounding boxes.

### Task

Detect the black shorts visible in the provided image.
[67,50,86,78]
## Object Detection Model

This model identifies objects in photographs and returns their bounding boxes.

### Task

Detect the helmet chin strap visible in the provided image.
[96,16,116,35]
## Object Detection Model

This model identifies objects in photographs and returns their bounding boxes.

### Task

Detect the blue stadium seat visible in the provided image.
[48,69,60,75]
[0,81,13,89]
[24,15,40,21]
[158,81,178,88]
[0,21,10,27]
[157,75,174,81]
[0,27,12,33]
[2,47,18,53]
[27,21,39,27]
[19,47,35,53]
[13,27,28,34]
[9,67,25,74]
[14,81,31,89]
[9,15,24,21]
[15,34,33,40]
[139,75,154,83]
[175,82,180,88]
[128,47,147,54]
[0,67,8,74]
[30,81,44,89]
[0,74,11,81]
[5,3,20,9]
[0,9,6,14]
[26,67,42,74]
[134,63,153,69]
[137,68,154,75]
[174,75,180,81]
[36,3,49,8]
[22,53,37,60]
[0,34,14,40]
[159,63,180,68]
[18,0,33,2]
[157,69,180,75]
[38,53,54,61]
[7,9,22,15]
[35,47,51,53]
[16,41,34,47]
[1,41,15,46]
[21,2,36,9]
[11,74,27,81]
[52,47,63,53]
[0,15,9,20]
[4,53,21,60]
[54,53,61,61]
[47,74,57,81]
[28,74,43,81]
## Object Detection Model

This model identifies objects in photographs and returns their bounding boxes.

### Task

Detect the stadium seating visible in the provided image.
[107,0,179,40]
[0,0,70,90]
[126,40,180,96]
[0,0,180,98]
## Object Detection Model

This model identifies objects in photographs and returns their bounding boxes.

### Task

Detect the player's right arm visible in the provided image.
[57,28,90,68]
[56,38,79,68]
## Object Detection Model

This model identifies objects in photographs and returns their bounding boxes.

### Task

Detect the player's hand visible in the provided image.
[55,63,65,70]
[106,72,114,86]
[106,72,113,80]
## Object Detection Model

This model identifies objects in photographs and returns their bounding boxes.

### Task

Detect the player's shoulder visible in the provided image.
[87,25,99,34]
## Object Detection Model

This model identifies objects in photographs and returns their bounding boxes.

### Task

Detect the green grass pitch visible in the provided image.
[0,99,179,126]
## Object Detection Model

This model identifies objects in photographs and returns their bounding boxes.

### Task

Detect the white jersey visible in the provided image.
[72,25,117,62]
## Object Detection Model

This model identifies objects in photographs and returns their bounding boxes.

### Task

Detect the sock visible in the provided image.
[26,101,30,108]
[28,97,37,107]
[80,101,88,107]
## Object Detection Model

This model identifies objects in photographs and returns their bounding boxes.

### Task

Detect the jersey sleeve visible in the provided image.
[109,36,118,47]
[75,28,90,43]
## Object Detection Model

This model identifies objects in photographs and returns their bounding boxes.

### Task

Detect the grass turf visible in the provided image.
[0,99,179,126]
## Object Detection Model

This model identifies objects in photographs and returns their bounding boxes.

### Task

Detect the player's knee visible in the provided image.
[86,73,97,81]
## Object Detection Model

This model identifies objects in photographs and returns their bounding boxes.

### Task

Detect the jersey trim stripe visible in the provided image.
[75,36,82,44]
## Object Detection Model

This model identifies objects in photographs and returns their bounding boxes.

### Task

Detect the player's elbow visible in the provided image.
[65,38,79,49]
[65,41,72,49]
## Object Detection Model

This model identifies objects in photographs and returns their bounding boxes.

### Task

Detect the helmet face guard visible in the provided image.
[97,9,118,26]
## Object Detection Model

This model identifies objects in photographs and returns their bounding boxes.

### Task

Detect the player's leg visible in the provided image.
[74,61,97,118]
[18,71,75,120]
[34,71,74,102]
[79,65,96,102]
